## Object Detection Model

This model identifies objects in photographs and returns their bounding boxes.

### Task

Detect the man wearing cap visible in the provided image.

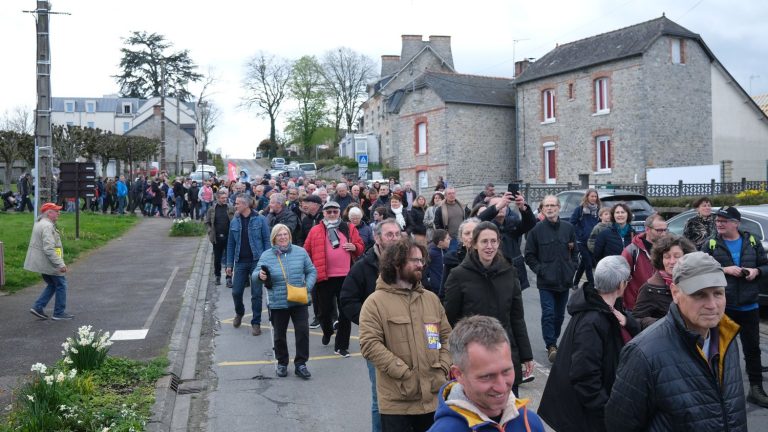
[703,205,768,407]
[26,203,74,320]
[605,252,746,431]
[304,200,364,357]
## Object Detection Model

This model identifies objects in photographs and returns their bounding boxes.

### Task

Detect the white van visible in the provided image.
[298,162,317,178]
[271,157,285,169]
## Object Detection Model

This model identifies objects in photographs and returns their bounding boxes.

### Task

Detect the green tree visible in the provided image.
[286,56,327,157]
[120,135,159,178]
[242,52,291,144]
[52,125,86,166]
[0,131,32,187]
[321,48,377,139]
[114,31,202,101]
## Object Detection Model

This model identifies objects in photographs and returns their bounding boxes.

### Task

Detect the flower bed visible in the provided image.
[169,217,206,237]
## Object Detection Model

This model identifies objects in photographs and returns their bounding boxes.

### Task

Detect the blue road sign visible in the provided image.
[357,154,369,166]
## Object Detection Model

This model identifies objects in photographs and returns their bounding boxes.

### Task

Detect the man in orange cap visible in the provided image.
[24,202,74,320]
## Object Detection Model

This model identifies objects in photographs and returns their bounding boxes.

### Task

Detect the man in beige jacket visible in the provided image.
[359,236,452,432]
[25,202,73,320]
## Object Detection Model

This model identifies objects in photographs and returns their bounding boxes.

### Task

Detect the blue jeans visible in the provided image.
[117,196,126,214]
[231,260,261,325]
[34,274,67,316]
[175,196,184,218]
[366,360,382,432]
[200,201,210,220]
[539,288,569,348]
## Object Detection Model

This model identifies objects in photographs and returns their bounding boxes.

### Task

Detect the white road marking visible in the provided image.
[110,329,149,341]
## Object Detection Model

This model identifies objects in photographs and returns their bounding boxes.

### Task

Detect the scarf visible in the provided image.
[658,270,673,287]
[324,218,341,246]
[277,244,291,254]
[584,203,599,216]
[615,223,631,239]
[391,205,406,229]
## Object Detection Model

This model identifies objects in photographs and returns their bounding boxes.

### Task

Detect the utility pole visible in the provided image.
[24,1,69,218]
[511,38,529,79]
[160,64,166,172]
[176,97,181,175]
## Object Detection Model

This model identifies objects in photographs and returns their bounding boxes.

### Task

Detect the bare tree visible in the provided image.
[321,48,377,140]
[242,52,291,149]
[197,70,221,155]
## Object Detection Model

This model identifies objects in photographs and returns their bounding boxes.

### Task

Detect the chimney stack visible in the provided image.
[153,104,162,117]
[428,35,453,69]
[400,35,424,65]
[381,55,401,77]
[515,59,532,78]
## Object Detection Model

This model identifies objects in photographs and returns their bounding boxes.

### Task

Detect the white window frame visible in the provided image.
[596,136,612,173]
[64,101,75,113]
[542,89,556,123]
[417,170,429,192]
[594,78,610,115]
[85,101,95,113]
[122,103,132,114]
[543,142,556,184]
[417,122,427,154]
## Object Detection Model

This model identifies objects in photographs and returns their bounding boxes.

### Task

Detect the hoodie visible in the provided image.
[429,381,545,432]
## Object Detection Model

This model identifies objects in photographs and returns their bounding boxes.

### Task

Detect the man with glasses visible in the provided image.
[524,195,577,363]
[703,205,768,408]
[340,219,402,432]
[621,214,668,310]
[359,236,451,432]
[304,201,364,357]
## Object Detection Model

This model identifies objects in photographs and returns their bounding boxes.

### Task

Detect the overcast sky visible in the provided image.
[1,0,766,158]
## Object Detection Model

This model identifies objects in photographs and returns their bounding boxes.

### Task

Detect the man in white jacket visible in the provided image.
[25,202,73,320]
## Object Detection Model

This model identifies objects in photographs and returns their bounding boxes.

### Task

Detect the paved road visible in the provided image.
[0,217,200,410]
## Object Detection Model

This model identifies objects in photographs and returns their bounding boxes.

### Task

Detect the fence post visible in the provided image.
[643,181,648,197]
[711,179,715,196]
[742,177,747,192]
[567,182,573,190]
[678,180,683,197]
[524,183,530,202]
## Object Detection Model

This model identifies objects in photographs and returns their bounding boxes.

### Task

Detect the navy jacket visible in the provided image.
[593,224,634,262]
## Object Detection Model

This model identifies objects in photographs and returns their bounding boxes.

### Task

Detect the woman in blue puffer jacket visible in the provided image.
[254,223,317,379]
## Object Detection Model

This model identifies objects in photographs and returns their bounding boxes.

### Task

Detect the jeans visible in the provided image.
[271,306,310,366]
[380,413,434,432]
[231,260,261,325]
[212,237,227,277]
[573,242,595,286]
[725,308,763,385]
[316,277,351,351]
[175,196,184,218]
[367,360,382,432]
[200,201,210,220]
[539,288,569,348]
[34,274,68,316]
[117,196,126,214]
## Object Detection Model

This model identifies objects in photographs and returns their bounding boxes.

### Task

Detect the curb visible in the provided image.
[147,236,210,432]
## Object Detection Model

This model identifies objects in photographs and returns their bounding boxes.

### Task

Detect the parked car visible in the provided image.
[270,157,285,169]
[298,162,317,179]
[667,204,768,306]
[556,189,655,233]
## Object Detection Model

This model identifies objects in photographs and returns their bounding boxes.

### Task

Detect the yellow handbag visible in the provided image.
[277,255,309,305]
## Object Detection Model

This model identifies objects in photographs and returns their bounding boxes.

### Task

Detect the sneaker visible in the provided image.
[333,320,339,331]
[233,314,243,328]
[251,324,262,336]
[335,349,350,358]
[309,317,320,329]
[748,384,768,408]
[30,308,49,320]
[547,346,558,364]
[322,332,332,346]
[276,364,288,377]
[215,276,221,286]
[52,313,75,321]
[521,372,535,384]
[295,364,311,379]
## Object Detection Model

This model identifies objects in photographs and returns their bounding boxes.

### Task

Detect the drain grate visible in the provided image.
[168,373,181,392]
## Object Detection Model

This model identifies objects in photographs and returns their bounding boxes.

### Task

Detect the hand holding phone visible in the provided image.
[507,182,520,196]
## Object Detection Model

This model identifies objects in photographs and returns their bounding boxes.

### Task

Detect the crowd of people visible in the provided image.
[202,167,768,432]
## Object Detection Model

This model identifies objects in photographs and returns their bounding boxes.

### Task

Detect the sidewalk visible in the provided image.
[0,217,201,410]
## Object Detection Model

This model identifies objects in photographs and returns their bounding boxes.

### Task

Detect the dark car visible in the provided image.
[667,204,768,306]
[556,189,655,233]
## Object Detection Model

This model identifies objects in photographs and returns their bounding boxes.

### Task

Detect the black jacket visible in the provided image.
[339,247,379,325]
[409,206,425,229]
[539,286,639,432]
[443,252,532,386]
[702,230,768,307]
[479,204,537,289]
[593,224,634,262]
[605,304,746,432]
[524,218,577,291]
[439,246,467,298]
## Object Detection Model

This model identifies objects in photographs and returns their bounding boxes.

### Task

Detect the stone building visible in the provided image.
[515,15,768,183]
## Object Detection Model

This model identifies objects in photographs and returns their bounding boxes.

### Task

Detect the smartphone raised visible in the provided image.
[507,182,520,196]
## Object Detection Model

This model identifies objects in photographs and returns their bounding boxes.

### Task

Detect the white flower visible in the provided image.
[44,375,54,385]
[63,357,73,364]
[27,395,34,402]
[68,369,77,379]
[70,348,78,354]
[56,372,66,383]
[30,363,47,374]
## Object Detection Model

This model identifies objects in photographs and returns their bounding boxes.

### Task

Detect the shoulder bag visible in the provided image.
[277,254,309,305]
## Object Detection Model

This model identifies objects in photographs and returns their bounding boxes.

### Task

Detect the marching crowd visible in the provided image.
[199,169,767,432]
[17,164,767,431]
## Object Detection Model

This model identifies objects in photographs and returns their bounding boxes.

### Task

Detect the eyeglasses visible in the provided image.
[542,204,559,208]
[381,232,399,239]
[324,209,339,214]
[407,258,425,265]
[714,219,733,225]
[651,227,669,233]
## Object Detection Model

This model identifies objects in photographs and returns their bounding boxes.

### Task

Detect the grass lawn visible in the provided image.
[0,212,139,293]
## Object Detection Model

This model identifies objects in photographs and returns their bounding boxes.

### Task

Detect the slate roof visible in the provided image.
[420,71,514,107]
[516,16,710,84]
[52,97,144,113]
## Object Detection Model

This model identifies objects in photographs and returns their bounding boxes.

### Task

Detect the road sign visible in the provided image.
[357,154,368,167]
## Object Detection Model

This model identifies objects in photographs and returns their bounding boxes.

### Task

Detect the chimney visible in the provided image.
[428,35,453,69]
[381,55,401,77]
[153,104,162,117]
[400,35,424,65]
[515,59,532,78]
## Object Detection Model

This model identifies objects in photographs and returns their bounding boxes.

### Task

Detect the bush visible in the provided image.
[9,363,80,432]
[649,193,768,209]
[170,217,206,236]
[736,189,768,205]
[62,325,113,371]
[381,168,399,181]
